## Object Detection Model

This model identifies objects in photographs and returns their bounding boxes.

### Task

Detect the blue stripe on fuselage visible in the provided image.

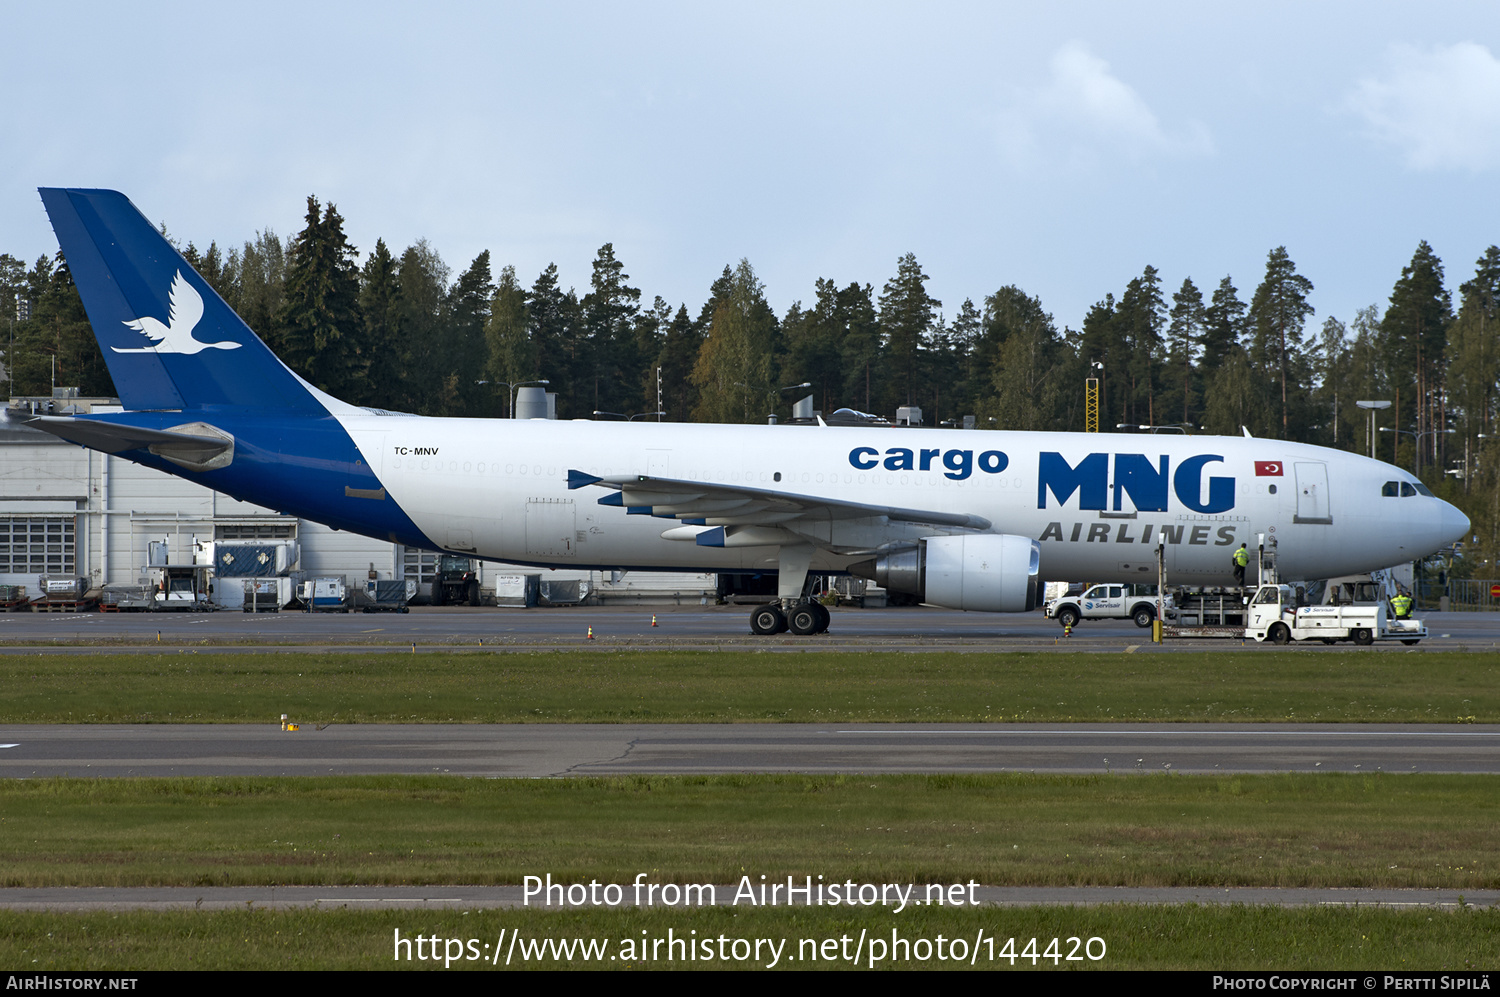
[79,410,435,548]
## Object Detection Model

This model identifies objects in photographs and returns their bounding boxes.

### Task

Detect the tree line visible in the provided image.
[2,196,1498,571]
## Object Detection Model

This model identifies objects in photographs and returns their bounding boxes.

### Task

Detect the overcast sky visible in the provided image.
[5,2,1499,335]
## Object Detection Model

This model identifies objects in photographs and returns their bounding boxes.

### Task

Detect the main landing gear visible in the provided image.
[750,600,830,635]
[747,542,830,636]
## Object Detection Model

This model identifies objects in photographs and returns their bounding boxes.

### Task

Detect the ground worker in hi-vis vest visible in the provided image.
[1232,544,1250,586]
[1391,590,1413,618]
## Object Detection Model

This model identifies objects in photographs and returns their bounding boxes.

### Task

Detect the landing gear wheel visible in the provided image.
[811,601,831,634]
[1269,622,1291,645]
[788,603,822,636]
[750,604,787,635]
[1352,628,1374,646]
[1057,607,1080,630]
[1133,607,1155,629]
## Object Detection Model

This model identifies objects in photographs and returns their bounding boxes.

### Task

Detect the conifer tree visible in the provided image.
[1249,247,1314,439]
[1202,276,1247,373]
[235,230,286,349]
[277,196,366,400]
[655,304,701,422]
[581,243,641,415]
[393,240,450,414]
[484,264,533,416]
[528,264,582,417]
[1116,266,1166,426]
[690,259,779,423]
[445,251,494,415]
[1166,277,1205,427]
[1384,241,1452,472]
[878,253,940,411]
[983,286,1061,431]
[360,239,402,406]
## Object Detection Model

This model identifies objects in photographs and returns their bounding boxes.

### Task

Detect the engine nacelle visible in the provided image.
[851,534,1041,612]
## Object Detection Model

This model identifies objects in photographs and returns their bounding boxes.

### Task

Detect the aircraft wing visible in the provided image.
[567,469,991,531]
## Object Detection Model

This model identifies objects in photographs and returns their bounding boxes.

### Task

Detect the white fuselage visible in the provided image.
[340,416,1466,586]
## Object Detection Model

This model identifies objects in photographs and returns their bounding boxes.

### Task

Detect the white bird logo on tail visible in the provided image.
[113,271,241,354]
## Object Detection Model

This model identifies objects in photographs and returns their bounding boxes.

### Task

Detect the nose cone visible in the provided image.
[1440,499,1471,546]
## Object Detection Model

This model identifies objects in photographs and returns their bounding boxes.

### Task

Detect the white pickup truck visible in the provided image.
[1045,584,1175,629]
[1246,584,1426,645]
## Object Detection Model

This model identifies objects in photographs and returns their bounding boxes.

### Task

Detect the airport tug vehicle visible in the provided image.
[1245,584,1425,645]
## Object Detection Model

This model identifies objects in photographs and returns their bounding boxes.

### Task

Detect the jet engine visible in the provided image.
[850,534,1041,612]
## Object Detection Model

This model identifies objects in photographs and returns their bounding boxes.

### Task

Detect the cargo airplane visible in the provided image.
[14,189,1471,635]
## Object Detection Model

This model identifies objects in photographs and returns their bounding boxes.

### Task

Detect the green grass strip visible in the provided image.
[1,906,1494,970]
[0,774,1495,889]
[0,650,1496,723]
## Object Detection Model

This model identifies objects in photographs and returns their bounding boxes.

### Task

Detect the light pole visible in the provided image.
[780,381,813,421]
[591,410,666,422]
[1380,426,1454,475]
[1356,400,1391,460]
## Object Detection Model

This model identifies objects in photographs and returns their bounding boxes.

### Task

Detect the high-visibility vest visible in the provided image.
[1233,548,1249,567]
[1391,595,1412,617]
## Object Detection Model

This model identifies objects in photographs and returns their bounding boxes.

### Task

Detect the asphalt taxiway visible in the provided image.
[0,605,1497,652]
[4,722,1498,777]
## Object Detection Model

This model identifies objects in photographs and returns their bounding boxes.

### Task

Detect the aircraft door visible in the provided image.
[1293,462,1332,525]
[526,498,576,557]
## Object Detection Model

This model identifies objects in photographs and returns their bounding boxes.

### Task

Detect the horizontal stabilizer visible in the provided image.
[13,414,235,472]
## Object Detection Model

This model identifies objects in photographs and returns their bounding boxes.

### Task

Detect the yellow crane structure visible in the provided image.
[1085,361,1102,433]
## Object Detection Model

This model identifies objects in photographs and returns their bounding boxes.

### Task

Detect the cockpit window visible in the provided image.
[1400,482,1416,497]
[1382,481,1400,496]
[1414,482,1435,497]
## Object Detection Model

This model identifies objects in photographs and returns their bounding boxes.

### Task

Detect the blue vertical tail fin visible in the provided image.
[39,188,327,414]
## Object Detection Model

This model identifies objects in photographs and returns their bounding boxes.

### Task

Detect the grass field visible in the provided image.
[4,651,1496,972]
[1,905,1494,970]
[0,773,1494,889]
[0,650,1496,723]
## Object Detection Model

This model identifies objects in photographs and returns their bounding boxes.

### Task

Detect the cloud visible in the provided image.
[997,41,1213,170]
[1347,42,1500,172]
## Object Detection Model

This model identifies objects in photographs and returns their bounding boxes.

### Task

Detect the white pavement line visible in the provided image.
[835,729,1500,737]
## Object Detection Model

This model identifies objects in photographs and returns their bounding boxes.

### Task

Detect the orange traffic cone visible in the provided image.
[651,614,658,627]
[587,626,594,640]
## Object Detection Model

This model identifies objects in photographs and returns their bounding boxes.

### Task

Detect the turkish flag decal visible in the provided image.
[1255,460,1283,476]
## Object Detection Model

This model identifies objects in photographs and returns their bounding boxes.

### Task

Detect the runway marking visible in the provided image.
[318,897,463,903]
[0,744,17,749]
[834,729,1500,737]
